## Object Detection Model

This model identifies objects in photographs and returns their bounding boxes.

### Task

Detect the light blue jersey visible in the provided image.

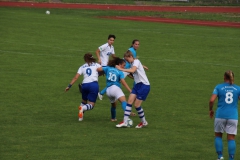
[125,47,137,69]
[212,82,240,120]
[103,66,124,88]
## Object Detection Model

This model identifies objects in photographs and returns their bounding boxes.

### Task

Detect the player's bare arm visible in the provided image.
[65,73,80,92]
[95,49,101,64]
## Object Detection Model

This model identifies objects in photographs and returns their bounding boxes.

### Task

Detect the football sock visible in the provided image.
[111,106,116,119]
[121,101,127,111]
[80,102,86,106]
[215,137,223,159]
[228,140,235,160]
[82,104,94,111]
[123,104,132,122]
[100,87,107,95]
[136,106,146,122]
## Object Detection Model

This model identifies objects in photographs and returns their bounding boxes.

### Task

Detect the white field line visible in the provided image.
[1,50,239,68]
[140,57,240,68]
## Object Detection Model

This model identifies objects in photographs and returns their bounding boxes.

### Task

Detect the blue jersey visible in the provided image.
[212,82,240,120]
[125,47,137,69]
[103,66,124,88]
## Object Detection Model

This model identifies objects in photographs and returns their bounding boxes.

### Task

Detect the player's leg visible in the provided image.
[116,93,136,128]
[110,102,117,122]
[214,118,226,159]
[134,99,148,128]
[98,87,107,100]
[226,119,238,160]
[79,82,98,121]
[133,83,150,128]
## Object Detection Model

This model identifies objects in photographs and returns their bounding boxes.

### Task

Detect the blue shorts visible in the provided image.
[81,81,99,102]
[131,82,150,101]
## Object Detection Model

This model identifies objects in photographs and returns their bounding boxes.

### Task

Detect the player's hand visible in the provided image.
[209,110,214,119]
[115,65,120,69]
[65,87,70,92]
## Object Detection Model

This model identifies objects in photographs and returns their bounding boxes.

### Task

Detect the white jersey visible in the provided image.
[77,62,101,84]
[132,59,150,85]
[98,43,115,66]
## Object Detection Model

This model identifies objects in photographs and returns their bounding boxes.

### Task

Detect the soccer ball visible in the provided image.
[127,118,133,127]
[46,10,50,15]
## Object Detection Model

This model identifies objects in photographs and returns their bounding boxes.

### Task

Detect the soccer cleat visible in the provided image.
[135,121,148,128]
[116,121,128,128]
[78,106,83,121]
[98,92,103,100]
[217,157,224,160]
[78,83,82,93]
[111,119,117,122]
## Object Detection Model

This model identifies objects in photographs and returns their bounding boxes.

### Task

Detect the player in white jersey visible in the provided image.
[65,53,102,121]
[115,50,150,128]
[96,34,116,67]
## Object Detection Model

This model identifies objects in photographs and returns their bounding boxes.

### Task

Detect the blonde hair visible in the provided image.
[224,70,234,85]
[124,50,133,58]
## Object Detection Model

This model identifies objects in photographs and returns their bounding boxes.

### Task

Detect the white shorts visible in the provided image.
[106,85,124,103]
[214,118,238,135]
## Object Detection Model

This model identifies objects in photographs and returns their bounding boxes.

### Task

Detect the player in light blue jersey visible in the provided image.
[65,53,102,121]
[116,50,150,129]
[98,57,131,121]
[98,39,140,100]
[125,39,139,69]
[209,70,240,160]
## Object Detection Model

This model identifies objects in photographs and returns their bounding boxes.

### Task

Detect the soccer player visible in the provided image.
[78,34,116,96]
[98,39,141,100]
[125,39,139,69]
[209,70,240,160]
[115,50,150,128]
[98,57,131,121]
[65,53,102,121]
[96,34,116,66]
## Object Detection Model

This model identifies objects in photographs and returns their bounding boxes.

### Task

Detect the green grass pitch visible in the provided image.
[0,7,240,160]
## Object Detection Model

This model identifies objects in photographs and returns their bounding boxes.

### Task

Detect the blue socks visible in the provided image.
[111,106,116,119]
[215,137,236,160]
[121,101,127,111]
[228,140,235,160]
[100,87,107,95]
[215,137,223,159]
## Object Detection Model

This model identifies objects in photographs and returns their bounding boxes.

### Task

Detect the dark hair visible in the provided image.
[108,34,116,40]
[84,53,96,66]
[124,50,133,58]
[108,57,125,67]
[131,39,139,47]
[224,70,234,85]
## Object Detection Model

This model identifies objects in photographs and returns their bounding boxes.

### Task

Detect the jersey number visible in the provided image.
[225,92,233,104]
[86,68,92,76]
[108,73,117,82]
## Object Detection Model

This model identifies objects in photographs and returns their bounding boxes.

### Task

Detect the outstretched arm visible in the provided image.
[209,94,217,118]
[65,73,80,92]
[120,79,131,93]
[143,65,148,70]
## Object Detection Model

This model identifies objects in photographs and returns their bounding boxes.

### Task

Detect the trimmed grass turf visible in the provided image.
[0,7,240,160]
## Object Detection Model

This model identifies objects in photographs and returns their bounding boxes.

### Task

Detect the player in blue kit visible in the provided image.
[98,39,141,100]
[98,57,132,121]
[124,39,139,69]
[65,53,102,121]
[209,70,240,160]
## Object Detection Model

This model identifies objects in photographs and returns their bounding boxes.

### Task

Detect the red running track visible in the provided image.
[1,2,240,13]
[1,2,240,28]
